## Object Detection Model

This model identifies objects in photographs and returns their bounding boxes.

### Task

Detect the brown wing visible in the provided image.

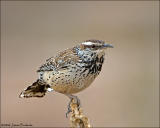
[54,48,79,69]
[37,56,56,72]
[37,47,79,72]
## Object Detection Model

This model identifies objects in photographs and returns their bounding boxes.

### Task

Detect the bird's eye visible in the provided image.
[92,45,95,48]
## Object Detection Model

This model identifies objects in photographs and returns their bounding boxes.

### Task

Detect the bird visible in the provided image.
[19,39,113,116]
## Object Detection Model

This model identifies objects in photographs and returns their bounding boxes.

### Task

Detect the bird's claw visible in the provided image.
[65,96,81,118]
[66,100,72,118]
[66,108,72,118]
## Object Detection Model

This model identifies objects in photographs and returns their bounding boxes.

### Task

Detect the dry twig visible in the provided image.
[69,99,91,128]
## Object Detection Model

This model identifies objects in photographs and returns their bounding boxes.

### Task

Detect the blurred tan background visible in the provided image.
[1,1,159,127]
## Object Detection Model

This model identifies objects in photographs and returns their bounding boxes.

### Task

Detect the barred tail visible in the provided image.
[19,80,53,98]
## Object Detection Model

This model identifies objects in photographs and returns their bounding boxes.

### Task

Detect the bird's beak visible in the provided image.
[103,43,114,48]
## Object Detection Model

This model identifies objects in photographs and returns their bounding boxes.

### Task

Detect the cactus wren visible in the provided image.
[19,39,113,116]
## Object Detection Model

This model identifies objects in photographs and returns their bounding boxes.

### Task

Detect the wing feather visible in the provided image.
[37,47,79,72]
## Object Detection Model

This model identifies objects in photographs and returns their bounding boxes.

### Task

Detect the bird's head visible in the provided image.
[79,39,113,51]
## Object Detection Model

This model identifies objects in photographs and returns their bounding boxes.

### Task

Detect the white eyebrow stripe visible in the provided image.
[82,42,93,45]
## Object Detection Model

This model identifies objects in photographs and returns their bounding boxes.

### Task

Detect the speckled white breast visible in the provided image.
[39,49,105,94]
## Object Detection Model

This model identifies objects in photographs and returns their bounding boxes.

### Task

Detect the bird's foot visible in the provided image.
[66,100,72,118]
[65,94,81,118]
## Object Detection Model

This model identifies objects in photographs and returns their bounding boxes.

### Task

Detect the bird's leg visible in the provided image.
[65,94,81,118]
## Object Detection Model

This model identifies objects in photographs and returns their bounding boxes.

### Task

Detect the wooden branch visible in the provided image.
[69,99,91,128]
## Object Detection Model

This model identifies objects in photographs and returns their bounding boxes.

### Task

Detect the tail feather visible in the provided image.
[19,80,52,98]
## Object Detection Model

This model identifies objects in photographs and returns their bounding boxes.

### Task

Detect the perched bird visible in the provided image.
[19,39,113,116]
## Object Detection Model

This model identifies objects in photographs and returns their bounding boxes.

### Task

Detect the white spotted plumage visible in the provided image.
[19,39,113,98]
